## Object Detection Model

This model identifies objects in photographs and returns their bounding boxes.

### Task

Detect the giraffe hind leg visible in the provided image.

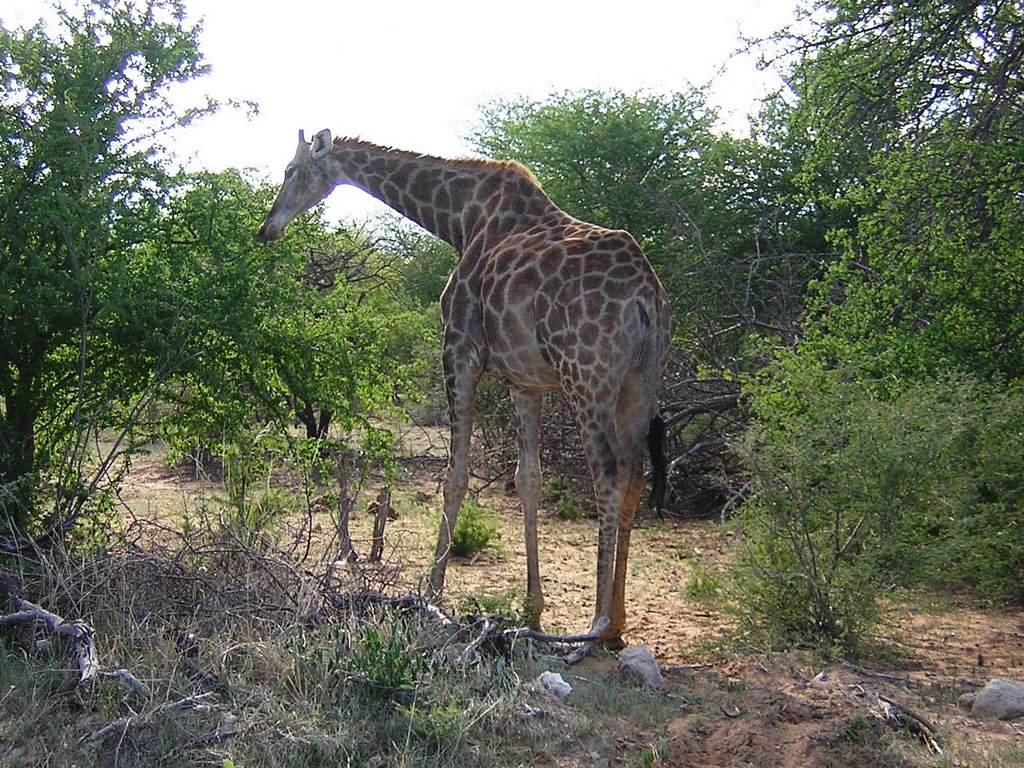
[578,421,625,640]
[511,388,545,630]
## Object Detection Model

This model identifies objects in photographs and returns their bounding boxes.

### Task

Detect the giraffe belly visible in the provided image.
[483,310,561,390]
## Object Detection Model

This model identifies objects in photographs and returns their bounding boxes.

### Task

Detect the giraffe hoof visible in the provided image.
[589,616,626,649]
[599,634,627,651]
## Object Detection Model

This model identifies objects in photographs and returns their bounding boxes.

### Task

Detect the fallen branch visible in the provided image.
[1,598,99,692]
[877,693,944,755]
[458,616,494,665]
[0,597,150,699]
[503,624,609,646]
[321,590,615,663]
[858,686,944,756]
[841,659,918,688]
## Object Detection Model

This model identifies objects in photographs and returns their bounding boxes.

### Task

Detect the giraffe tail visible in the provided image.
[647,414,668,515]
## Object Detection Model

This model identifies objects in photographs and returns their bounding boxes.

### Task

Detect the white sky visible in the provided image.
[8,0,797,222]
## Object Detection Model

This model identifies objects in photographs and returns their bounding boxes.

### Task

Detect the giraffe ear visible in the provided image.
[311,129,333,159]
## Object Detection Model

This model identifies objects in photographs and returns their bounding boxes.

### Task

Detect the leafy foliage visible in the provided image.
[801,129,1024,381]
[733,363,1024,650]
[0,0,207,532]
[776,0,1024,379]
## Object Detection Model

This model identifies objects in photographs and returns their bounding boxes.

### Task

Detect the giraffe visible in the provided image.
[259,129,671,643]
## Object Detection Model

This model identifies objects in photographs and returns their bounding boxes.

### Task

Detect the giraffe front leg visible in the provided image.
[428,441,470,601]
[511,388,545,630]
[428,347,480,602]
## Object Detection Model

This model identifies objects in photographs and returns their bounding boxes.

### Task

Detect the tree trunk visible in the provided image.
[0,388,38,534]
[297,404,332,442]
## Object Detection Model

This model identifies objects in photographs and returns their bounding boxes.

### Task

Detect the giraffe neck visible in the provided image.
[323,138,560,252]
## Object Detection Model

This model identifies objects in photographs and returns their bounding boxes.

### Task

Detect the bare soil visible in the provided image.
[116,437,1024,768]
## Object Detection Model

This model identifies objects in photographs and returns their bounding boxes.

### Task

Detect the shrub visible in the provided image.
[346,612,432,703]
[731,363,1024,652]
[451,500,501,558]
[543,476,585,520]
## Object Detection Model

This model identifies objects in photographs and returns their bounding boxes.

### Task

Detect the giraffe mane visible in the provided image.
[331,136,542,186]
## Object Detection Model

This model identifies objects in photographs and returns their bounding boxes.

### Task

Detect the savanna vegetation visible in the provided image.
[1,0,1022,765]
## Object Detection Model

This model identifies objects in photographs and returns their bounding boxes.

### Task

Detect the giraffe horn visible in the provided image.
[298,129,306,144]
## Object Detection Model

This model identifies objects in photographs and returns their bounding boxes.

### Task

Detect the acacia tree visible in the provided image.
[151,170,429,453]
[0,0,208,534]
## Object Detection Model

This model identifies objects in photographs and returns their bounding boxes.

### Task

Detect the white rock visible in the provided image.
[618,645,664,688]
[970,678,1024,721]
[537,670,573,699]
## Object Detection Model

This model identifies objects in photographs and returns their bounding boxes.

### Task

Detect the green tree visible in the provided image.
[0,0,207,534]
[776,0,1024,378]
[145,170,426,456]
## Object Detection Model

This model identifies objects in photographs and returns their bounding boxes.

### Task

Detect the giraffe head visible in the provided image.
[258,129,337,242]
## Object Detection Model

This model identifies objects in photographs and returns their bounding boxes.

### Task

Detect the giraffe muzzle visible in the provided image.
[257,219,281,243]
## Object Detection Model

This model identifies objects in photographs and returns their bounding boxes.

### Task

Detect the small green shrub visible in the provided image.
[731,365,1024,652]
[455,589,520,618]
[451,499,501,558]
[683,564,723,604]
[346,612,431,702]
[397,699,469,748]
[543,476,586,520]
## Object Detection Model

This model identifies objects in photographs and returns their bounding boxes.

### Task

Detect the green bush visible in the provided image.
[731,363,1024,652]
[543,476,585,520]
[451,500,501,558]
[346,612,433,703]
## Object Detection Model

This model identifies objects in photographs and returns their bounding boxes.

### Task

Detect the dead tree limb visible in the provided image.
[82,691,217,744]
[0,597,150,700]
[876,693,944,755]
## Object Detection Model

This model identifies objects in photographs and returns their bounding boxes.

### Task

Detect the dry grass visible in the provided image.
[0,503,683,768]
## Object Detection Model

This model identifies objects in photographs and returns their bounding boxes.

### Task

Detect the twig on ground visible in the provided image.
[82,692,218,744]
[841,659,918,688]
